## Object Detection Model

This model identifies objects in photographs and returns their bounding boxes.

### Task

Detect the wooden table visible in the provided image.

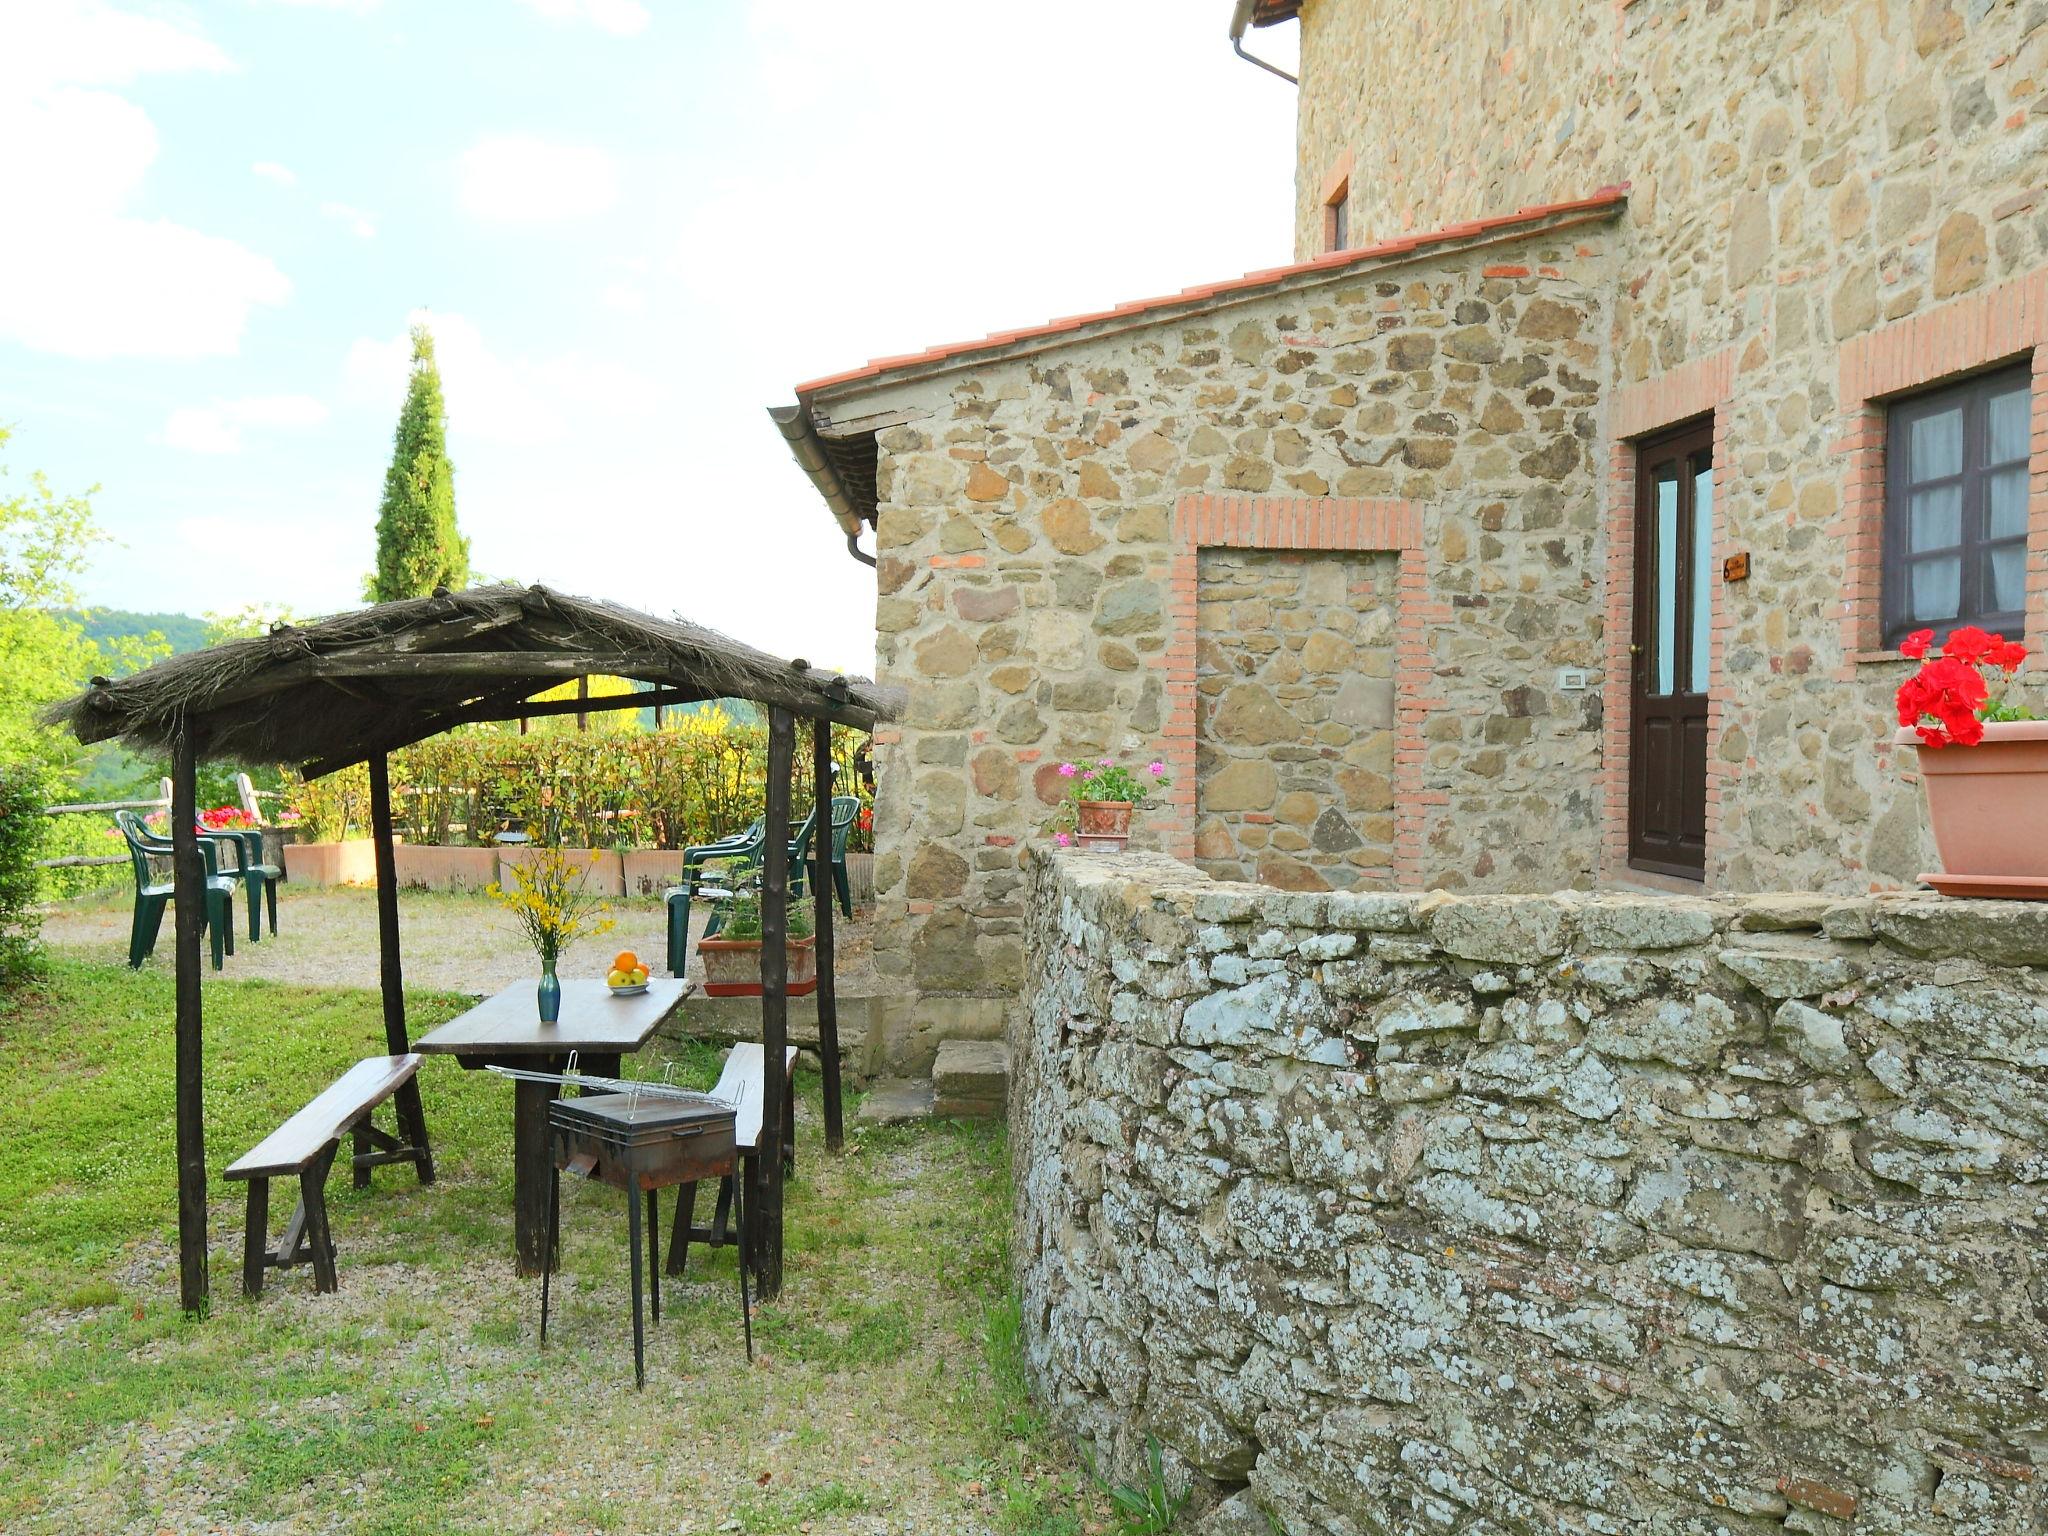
[415,978,692,1274]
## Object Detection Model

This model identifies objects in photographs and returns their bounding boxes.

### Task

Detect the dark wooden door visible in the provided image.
[1628,420,1714,878]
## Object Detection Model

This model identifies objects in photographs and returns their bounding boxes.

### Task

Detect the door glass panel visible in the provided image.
[1986,545,2026,613]
[1987,465,2027,539]
[1689,455,1713,695]
[1911,556,1962,621]
[1911,406,1964,479]
[1654,467,1678,696]
[1988,384,2030,464]
[1910,484,1962,550]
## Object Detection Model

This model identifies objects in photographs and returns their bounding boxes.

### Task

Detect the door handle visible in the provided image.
[1628,644,1642,655]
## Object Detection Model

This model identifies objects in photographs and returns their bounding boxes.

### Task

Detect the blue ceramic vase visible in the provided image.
[538,962,562,1024]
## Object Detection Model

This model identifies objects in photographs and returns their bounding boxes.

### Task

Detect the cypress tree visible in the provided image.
[370,324,470,601]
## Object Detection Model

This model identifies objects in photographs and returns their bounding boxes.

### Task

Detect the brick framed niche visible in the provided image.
[1601,348,1736,887]
[1832,271,2048,667]
[1161,494,1437,887]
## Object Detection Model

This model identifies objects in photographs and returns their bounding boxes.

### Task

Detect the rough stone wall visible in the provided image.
[1291,0,1620,258]
[1019,848,2048,1534]
[853,234,1612,1070]
[1290,0,2048,890]
[1194,547,1399,889]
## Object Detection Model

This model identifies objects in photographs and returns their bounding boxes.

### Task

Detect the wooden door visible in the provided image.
[1628,420,1714,878]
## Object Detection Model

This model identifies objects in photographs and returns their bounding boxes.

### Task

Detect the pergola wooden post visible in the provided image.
[754,708,794,1300]
[811,717,844,1153]
[170,732,209,1315]
[51,585,898,1318]
[368,754,435,1183]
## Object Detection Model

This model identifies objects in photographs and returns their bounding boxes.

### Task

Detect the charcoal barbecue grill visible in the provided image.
[540,1090,750,1386]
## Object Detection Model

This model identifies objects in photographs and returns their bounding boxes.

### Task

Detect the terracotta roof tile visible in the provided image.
[794,186,1627,397]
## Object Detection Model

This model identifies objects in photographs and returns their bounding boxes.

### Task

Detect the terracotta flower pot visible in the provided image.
[1076,800,1133,851]
[697,935,819,997]
[1896,721,2048,898]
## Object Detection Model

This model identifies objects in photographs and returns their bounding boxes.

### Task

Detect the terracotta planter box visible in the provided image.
[393,843,498,892]
[1898,721,2048,898]
[697,935,818,997]
[495,846,626,898]
[1076,799,1133,851]
[283,840,379,887]
[623,849,686,898]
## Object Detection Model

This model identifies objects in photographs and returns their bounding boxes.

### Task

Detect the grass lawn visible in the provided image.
[0,958,1108,1535]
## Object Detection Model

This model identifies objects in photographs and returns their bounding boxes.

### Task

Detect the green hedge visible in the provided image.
[288,709,871,852]
[0,765,49,980]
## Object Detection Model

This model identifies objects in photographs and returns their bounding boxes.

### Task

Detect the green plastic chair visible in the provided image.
[822,795,860,919]
[116,811,237,970]
[663,805,830,976]
[205,825,281,941]
[665,818,768,976]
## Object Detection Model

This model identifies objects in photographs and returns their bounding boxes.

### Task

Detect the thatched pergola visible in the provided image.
[51,584,899,1314]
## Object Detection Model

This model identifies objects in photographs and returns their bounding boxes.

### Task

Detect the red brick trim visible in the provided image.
[1832,271,2048,665]
[1320,151,1353,254]
[1165,495,1431,885]
[1603,348,1737,887]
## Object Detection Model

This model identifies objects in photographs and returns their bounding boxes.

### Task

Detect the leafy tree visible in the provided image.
[0,428,115,774]
[368,324,470,601]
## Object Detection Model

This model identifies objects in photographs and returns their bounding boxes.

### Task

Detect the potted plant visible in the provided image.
[1054,757,1171,851]
[1893,624,2048,898]
[488,840,616,1021]
[697,884,818,997]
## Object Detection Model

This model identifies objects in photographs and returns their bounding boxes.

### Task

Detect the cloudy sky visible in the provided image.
[0,0,1299,672]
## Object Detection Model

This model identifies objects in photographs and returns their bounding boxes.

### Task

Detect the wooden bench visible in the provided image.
[225,1054,425,1295]
[665,1042,798,1279]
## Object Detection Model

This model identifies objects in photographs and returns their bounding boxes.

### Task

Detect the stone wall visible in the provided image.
[1193,547,1399,889]
[1289,0,2048,889]
[848,228,1613,1070]
[1018,847,2048,1534]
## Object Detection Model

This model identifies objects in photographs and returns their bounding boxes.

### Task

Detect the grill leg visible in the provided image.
[540,1164,559,1345]
[647,1188,660,1325]
[665,1180,698,1278]
[627,1181,646,1389]
[241,1178,269,1296]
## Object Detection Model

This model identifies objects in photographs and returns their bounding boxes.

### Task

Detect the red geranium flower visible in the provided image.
[1896,627,2025,747]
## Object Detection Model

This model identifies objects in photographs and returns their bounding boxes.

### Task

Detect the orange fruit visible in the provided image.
[612,950,640,974]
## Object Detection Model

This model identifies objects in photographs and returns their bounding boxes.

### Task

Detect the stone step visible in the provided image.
[932,1039,1010,1119]
[854,1077,935,1125]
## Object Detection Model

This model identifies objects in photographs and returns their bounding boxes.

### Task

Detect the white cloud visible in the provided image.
[342,309,657,446]
[159,395,329,454]
[515,0,648,37]
[599,281,646,315]
[0,3,289,358]
[252,159,297,186]
[320,200,377,238]
[0,0,230,91]
[457,134,619,223]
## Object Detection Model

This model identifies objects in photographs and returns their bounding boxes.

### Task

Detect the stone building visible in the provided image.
[772,1,2048,1072]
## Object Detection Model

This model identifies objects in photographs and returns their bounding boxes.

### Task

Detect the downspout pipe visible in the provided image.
[1229,0,1297,85]
[767,402,875,566]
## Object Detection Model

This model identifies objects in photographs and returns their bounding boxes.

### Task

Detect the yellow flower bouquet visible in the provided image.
[488,839,615,1021]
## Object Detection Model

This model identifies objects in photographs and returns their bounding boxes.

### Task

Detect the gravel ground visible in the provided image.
[38,885,876,996]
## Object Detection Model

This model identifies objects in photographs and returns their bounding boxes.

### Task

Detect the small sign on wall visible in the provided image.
[1723,552,1751,582]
